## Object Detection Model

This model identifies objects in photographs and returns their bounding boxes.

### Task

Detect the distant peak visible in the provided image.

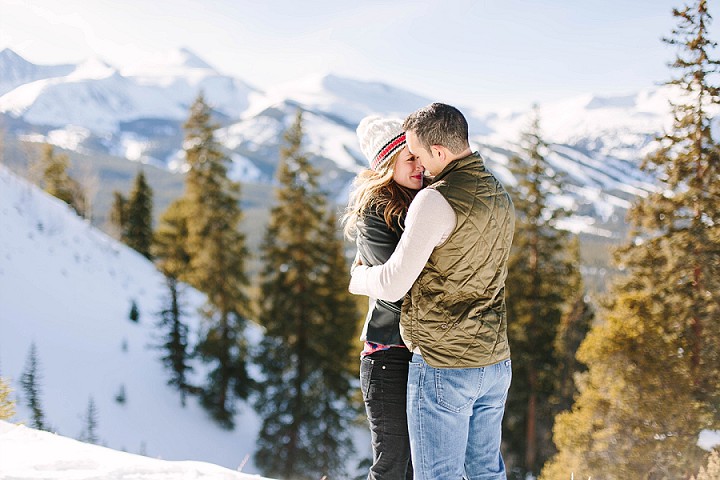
[0,47,30,64]
[120,47,218,77]
[169,47,215,70]
[69,56,117,79]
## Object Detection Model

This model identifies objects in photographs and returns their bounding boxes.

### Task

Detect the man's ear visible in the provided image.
[431,145,446,162]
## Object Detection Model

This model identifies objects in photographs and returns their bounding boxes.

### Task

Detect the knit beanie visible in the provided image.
[356,115,407,171]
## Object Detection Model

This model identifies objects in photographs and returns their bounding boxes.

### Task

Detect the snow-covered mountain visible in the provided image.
[0,48,258,135]
[0,47,686,231]
[0,163,268,473]
[0,48,74,97]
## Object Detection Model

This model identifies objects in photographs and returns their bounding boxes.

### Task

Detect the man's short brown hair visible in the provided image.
[403,103,469,154]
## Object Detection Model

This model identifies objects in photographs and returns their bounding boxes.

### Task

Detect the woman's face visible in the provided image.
[392,146,424,190]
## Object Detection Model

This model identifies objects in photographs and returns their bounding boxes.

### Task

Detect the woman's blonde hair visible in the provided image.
[342,150,420,240]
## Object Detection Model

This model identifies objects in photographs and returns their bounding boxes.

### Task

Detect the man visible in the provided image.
[349,103,515,479]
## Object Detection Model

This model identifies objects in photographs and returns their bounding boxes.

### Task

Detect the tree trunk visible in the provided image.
[525,367,537,472]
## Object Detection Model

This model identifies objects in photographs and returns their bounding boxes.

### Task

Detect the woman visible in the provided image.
[343,115,424,480]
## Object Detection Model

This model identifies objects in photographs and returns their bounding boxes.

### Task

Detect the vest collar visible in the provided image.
[432,151,484,183]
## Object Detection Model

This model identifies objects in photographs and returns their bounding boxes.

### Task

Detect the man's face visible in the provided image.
[406,130,439,176]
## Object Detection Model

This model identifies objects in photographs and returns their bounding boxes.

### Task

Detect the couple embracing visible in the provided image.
[344,103,515,480]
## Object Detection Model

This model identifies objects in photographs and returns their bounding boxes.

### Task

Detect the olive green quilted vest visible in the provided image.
[401,152,515,368]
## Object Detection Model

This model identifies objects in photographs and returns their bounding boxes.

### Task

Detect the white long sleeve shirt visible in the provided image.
[349,188,456,302]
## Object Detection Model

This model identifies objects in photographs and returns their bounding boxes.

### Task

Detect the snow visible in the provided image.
[0,164,269,474]
[699,430,720,452]
[217,115,285,151]
[46,126,92,152]
[228,153,264,183]
[0,420,275,480]
[66,57,118,81]
[0,351,716,480]
[0,73,186,134]
[302,110,364,172]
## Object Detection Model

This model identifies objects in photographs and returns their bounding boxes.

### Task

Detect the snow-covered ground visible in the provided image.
[0,420,275,480]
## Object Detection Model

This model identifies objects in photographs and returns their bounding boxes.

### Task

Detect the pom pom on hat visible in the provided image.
[356,115,406,171]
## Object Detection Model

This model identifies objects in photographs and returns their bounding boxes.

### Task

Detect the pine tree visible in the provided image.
[129,300,140,322]
[153,197,192,280]
[153,197,194,404]
[542,2,720,478]
[115,384,127,405]
[253,110,359,480]
[79,396,99,444]
[552,237,594,414]
[124,170,154,259]
[21,342,46,430]
[109,191,128,239]
[181,93,251,428]
[504,108,579,477]
[40,143,85,217]
[156,276,193,405]
[310,210,361,474]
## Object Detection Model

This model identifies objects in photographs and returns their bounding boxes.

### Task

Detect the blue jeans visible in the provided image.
[406,353,512,480]
[361,347,414,479]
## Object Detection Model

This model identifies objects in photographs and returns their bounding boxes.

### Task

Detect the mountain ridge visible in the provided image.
[0,47,683,235]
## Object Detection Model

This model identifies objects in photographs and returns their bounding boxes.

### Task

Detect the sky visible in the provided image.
[0,0,717,111]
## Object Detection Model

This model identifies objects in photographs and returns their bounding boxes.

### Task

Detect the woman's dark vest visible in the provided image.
[355,207,405,346]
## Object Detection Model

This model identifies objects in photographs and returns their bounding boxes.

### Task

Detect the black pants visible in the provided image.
[360,347,414,480]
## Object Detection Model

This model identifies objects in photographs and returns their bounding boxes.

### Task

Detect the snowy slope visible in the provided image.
[0,420,275,480]
[0,164,266,473]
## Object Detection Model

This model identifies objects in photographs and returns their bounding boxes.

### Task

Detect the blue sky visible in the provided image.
[1,0,716,111]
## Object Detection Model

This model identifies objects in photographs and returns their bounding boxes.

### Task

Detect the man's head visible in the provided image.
[403,103,471,175]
